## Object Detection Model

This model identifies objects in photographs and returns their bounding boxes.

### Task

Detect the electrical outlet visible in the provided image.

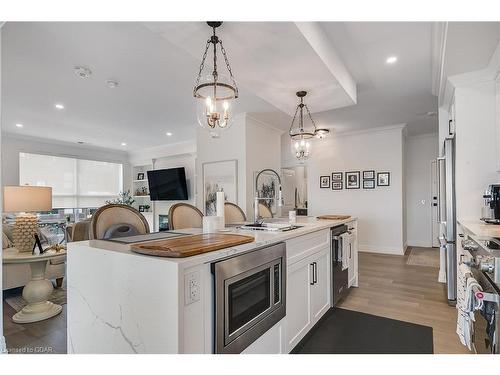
[184,271,201,305]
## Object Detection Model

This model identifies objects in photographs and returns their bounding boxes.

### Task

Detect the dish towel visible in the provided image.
[456,263,483,351]
[340,231,352,271]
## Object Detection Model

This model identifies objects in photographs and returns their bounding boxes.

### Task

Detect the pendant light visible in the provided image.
[193,22,239,138]
[289,91,329,161]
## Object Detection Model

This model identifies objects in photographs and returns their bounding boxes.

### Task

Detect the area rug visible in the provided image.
[5,287,67,312]
[406,247,440,268]
[292,308,433,354]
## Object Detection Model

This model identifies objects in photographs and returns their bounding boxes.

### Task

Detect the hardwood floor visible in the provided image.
[2,247,468,354]
[2,292,67,354]
[338,249,470,354]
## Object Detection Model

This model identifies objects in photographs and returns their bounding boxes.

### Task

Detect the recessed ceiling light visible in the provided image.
[106,79,119,89]
[166,132,173,137]
[55,103,65,110]
[386,56,398,64]
[121,142,127,146]
[15,123,24,128]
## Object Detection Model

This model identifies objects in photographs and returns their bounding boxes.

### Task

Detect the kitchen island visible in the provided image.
[67,217,358,354]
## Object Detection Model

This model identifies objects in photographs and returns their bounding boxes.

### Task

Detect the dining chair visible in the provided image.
[168,203,204,230]
[224,202,247,224]
[258,203,273,219]
[89,204,150,240]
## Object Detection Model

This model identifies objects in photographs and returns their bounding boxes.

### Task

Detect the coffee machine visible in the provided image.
[482,184,500,224]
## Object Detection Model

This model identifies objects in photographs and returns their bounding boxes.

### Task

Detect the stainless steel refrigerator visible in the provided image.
[437,136,457,305]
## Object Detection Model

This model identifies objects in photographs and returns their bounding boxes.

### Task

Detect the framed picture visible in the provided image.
[332,172,343,181]
[363,170,375,180]
[320,175,331,188]
[363,180,375,189]
[345,171,360,189]
[137,172,145,180]
[202,159,238,215]
[377,172,390,186]
[138,205,145,212]
[332,182,343,190]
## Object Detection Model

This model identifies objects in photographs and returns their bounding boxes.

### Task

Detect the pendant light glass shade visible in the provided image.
[195,73,237,136]
[289,91,328,161]
[193,22,238,138]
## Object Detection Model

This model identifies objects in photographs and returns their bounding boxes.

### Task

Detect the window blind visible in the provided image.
[19,152,123,209]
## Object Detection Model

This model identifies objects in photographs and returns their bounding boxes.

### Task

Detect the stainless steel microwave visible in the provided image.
[213,242,286,354]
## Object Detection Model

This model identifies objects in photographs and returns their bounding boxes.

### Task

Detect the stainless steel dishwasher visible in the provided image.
[331,224,349,305]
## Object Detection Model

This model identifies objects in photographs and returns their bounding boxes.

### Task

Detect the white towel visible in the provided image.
[340,231,352,271]
[456,262,482,351]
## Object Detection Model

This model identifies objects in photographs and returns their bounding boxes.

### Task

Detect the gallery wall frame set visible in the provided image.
[319,170,391,190]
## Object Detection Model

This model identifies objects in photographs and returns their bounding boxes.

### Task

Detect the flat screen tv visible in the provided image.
[147,167,188,201]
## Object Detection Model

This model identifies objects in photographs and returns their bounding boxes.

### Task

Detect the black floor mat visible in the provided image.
[292,308,433,354]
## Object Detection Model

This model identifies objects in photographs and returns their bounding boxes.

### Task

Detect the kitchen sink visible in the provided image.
[238,223,303,232]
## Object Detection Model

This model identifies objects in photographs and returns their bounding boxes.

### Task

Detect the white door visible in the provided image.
[431,160,440,247]
[286,257,312,351]
[310,248,330,324]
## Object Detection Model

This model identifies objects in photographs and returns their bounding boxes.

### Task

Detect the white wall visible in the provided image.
[245,115,282,221]
[305,125,406,255]
[196,113,247,213]
[1,133,131,192]
[405,133,439,247]
[195,113,283,220]
[455,80,500,220]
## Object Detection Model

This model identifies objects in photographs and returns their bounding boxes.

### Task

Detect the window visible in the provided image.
[19,153,123,208]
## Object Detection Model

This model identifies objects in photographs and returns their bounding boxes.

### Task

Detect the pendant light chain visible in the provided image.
[193,40,211,97]
[219,40,239,98]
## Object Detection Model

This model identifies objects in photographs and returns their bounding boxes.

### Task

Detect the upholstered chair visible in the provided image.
[258,203,273,219]
[89,204,150,240]
[68,220,91,242]
[168,203,203,230]
[224,202,247,224]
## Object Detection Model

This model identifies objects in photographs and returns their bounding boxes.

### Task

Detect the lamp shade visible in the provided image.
[3,186,52,212]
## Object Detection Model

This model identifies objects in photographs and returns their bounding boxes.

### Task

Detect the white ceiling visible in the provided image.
[314,22,438,135]
[1,22,290,150]
[3,21,486,150]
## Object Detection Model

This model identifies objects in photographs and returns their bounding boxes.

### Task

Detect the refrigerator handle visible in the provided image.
[436,157,445,224]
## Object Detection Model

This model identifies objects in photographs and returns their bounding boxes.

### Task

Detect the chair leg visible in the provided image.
[55,277,64,288]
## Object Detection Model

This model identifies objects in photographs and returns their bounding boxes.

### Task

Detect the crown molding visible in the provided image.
[333,123,407,138]
[431,22,448,100]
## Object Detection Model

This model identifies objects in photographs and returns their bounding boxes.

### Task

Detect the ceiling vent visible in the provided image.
[74,66,92,79]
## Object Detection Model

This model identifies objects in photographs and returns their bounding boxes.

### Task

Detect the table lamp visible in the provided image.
[3,186,52,252]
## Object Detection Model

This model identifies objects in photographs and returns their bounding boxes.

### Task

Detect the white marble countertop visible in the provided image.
[458,219,500,238]
[78,216,356,268]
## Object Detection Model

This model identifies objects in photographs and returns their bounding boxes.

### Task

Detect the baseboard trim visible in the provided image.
[0,335,6,354]
[359,245,405,256]
[407,240,433,248]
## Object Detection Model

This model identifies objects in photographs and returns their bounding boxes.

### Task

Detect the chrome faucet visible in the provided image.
[254,168,284,224]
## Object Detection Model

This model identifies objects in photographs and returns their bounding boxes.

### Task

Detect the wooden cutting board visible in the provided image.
[130,233,255,258]
[317,215,351,220]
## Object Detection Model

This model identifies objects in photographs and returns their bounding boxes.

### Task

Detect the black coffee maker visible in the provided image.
[483,184,500,224]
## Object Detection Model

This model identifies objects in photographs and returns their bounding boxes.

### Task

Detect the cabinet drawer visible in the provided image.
[286,229,330,265]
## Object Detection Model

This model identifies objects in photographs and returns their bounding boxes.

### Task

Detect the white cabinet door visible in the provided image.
[286,257,312,351]
[310,248,330,324]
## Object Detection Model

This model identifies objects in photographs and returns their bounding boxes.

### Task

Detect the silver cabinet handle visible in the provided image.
[436,157,445,224]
